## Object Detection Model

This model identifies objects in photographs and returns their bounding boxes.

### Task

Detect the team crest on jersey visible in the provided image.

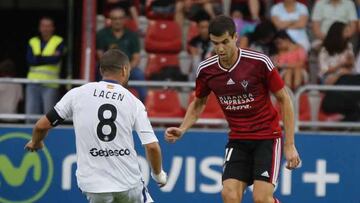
[241,80,248,91]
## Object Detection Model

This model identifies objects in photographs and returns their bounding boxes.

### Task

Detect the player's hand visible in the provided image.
[164,127,184,143]
[284,143,301,170]
[151,170,167,187]
[24,140,44,152]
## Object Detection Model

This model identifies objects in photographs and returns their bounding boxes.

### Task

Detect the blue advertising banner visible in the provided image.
[0,127,359,203]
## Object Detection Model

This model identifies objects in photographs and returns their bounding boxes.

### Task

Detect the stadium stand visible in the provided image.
[145,89,185,118]
[145,0,175,20]
[124,18,138,32]
[274,91,343,122]
[145,20,182,53]
[1,0,359,131]
[145,53,180,79]
[186,21,199,52]
[317,92,345,122]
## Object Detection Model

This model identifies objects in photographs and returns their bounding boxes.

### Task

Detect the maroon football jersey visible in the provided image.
[195,48,284,140]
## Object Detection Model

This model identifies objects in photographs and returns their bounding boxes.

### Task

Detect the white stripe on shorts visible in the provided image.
[271,138,282,185]
[224,148,229,163]
[226,148,234,161]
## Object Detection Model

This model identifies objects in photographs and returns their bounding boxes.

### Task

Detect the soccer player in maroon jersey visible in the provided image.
[165,15,301,203]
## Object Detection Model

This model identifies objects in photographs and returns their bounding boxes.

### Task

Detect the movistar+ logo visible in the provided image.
[0,132,53,203]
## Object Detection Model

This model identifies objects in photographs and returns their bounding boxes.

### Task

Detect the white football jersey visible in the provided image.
[54,80,158,193]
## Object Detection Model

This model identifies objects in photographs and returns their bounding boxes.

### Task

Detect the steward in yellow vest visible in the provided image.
[25,17,64,123]
[27,35,63,88]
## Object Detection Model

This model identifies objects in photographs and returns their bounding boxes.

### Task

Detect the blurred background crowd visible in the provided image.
[1,0,360,125]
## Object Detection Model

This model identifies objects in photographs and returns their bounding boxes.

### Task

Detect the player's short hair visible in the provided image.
[208,15,236,37]
[99,49,129,74]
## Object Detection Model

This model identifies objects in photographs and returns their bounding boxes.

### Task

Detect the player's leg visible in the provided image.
[84,192,114,203]
[252,180,276,203]
[252,138,282,203]
[222,140,253,203]
[222,179,247,203]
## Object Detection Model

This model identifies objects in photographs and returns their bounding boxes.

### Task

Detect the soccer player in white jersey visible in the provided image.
[25,49,167,203]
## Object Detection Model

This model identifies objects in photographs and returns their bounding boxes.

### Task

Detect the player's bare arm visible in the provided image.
[274,87,301,170]
[24,116,52,152]
[165,96,208,143]
[145,142,167,187]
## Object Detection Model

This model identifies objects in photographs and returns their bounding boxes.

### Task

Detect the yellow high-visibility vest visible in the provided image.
[27,35,63,88]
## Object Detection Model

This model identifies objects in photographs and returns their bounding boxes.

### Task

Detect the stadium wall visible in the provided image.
[0,127,358,203]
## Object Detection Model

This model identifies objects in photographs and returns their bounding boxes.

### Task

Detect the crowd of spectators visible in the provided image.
[2,0,360,123]
[96,0,360,122]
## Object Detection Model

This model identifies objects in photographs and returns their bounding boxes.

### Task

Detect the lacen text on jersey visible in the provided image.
[93,89,125,101]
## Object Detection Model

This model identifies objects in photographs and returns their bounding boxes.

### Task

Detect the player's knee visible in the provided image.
[253,193,274,203]
[221,187,241,202]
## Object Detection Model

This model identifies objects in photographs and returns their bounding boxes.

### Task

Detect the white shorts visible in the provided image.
[84,184,154,203]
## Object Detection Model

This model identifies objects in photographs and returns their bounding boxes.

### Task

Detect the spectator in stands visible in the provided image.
[0,59,23,122]
[96,7,147,103]
[102,0,140,29]
[231,8,257,38]
[239,20,277,56]
[311,0,357,48]
[147,0,176,18]
[188,11,213,81]
[273,30,308,91]
[355,0,360,54]
[321,73,360,122]
[175,0,217,27]
[320,22,360,122]
[273,0,310,7]
[270,0,310,51]
[318,22,355,85]
[25,17,64,123]
[230,0,263,21]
